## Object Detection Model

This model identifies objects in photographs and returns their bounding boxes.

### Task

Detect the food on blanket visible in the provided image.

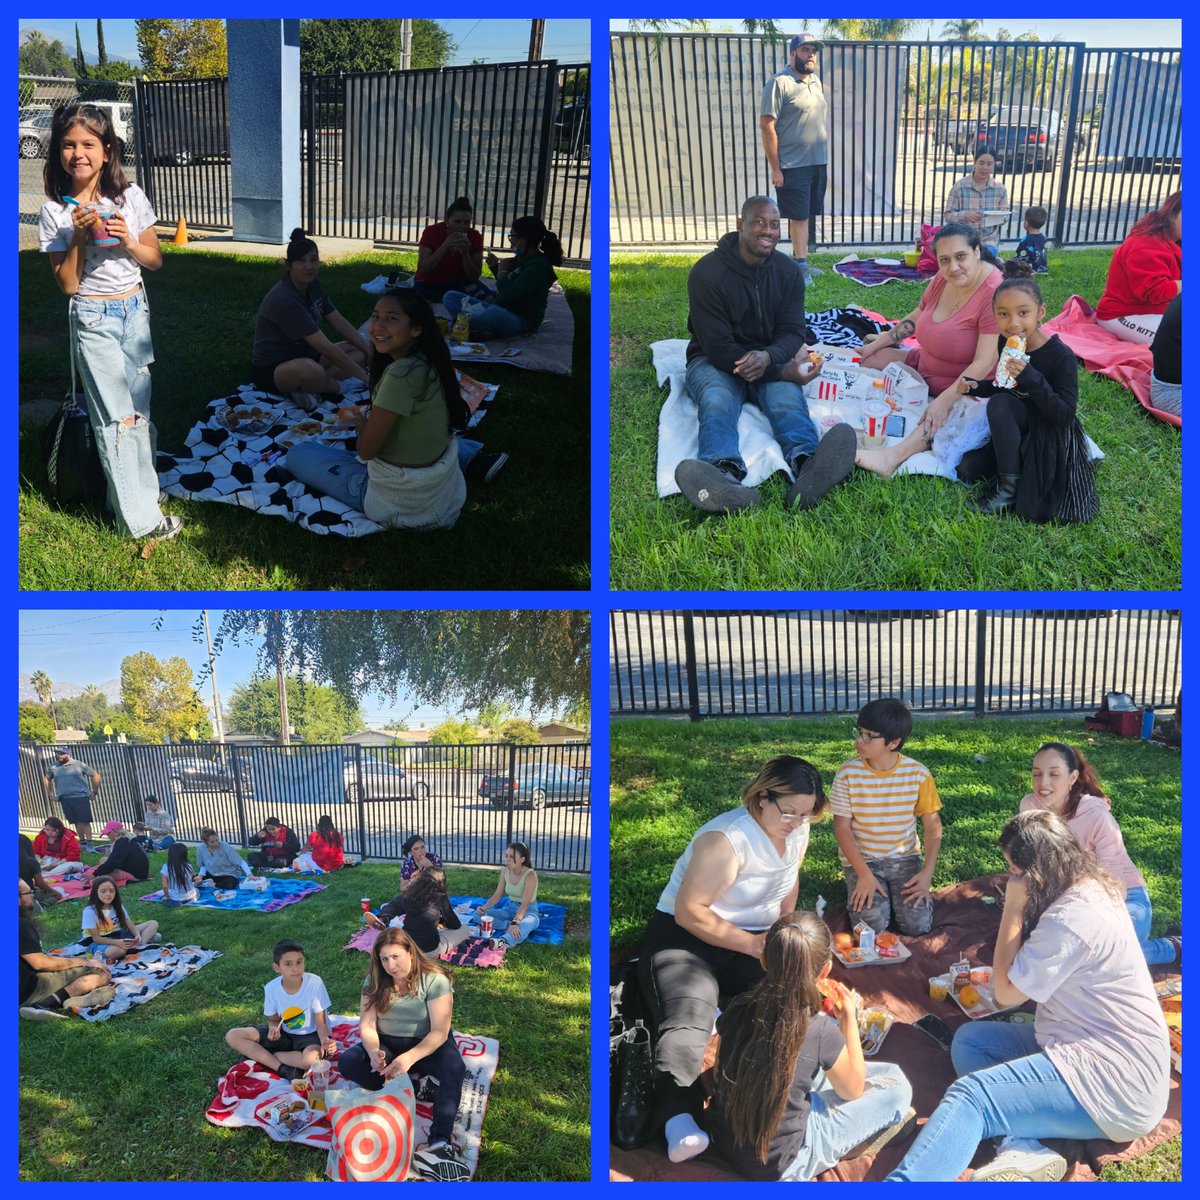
[453,342,488,356]
[994,334,1029,389]
[336,405,365,425]
[970,967,992,986]
[858,1006,893,1056]
[929,975,951,1001]
[223,405,276,433]
[289,420,322,435]
[833,932,855,952]
[291,1076,313,1101]
[875,932,899,949]
[842,947,867,963]
[958,984,981,1008]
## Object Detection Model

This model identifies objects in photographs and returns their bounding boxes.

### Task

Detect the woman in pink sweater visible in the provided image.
[1019,742,1179,965]
[1095,192,1182,344]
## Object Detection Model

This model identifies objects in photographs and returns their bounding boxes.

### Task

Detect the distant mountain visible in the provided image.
[18,675,121,705]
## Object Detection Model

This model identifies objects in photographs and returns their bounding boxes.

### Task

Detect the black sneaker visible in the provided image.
[412,1140,470,1182]
[467,450,509,483]
[674,459,761,514]
[785,423,856,510]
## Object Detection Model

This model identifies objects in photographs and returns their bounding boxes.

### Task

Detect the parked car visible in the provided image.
[344,756,430,805]
[973,106,1085,173]
[19,109,54,159]
[478,764,590,811]
[169,754,250,792]
[553,100,590,159]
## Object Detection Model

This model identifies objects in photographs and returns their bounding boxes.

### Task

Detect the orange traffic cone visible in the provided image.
[172,217,187,245]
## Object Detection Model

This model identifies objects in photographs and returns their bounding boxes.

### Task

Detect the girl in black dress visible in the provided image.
[959,261,1099,523]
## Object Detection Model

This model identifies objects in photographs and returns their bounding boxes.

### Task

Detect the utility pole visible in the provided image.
[400,19,413,70]
[528,19,545,62]
[202,610,225,743]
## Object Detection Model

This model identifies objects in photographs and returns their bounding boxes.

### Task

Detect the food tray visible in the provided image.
[948,980,1021,1020]
[217,404,282,435]
[449,341,490,357]
[980,209,1012,222]
[858,1006,894,1057]
[832,940,912,969]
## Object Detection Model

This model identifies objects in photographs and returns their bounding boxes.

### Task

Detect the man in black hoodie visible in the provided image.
[676,196,856,514]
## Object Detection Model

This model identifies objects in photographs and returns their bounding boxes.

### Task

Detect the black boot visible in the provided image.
[973,473,1020,515]
[612,1020,654,1150]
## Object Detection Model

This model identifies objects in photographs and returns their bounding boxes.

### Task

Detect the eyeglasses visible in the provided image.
[853,727,885,741]
[767,795,812,824]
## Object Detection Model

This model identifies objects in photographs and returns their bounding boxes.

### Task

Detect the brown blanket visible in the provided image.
[610,874,1181,1182]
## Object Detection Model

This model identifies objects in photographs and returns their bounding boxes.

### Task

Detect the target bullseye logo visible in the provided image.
[331,1096,414,1181]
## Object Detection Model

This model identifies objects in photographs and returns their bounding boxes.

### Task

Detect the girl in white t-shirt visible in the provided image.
[38,103,179,542]
[82,874,159,961]
[888,810,1171,1182]
[160,843,199,905]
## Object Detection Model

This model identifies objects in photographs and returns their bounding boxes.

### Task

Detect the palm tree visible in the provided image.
[628,19,785,37]
[941,19,986,41]
[30,670,59,731]
[820,19,922,41]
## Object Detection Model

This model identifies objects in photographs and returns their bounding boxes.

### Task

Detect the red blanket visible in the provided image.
[610,875,1181,1182]
[1042,295,1179,427]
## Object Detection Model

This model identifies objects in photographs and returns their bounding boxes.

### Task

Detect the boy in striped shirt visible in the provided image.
[830,697,943,935]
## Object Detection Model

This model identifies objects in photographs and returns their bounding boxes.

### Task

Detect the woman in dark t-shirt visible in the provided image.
[251,228,370,404]
[704,911,912,1180]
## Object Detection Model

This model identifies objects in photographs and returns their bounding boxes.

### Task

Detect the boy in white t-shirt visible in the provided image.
[224,940,334,1079]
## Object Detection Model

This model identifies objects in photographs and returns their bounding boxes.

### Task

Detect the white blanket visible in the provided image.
[651,339,1103,498]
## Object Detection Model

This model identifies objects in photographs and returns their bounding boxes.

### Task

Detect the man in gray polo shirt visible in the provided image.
[44,748,101,852]
[760,32,829,287]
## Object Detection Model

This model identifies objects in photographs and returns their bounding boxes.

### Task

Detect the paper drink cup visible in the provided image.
[862,400,889,447]
[480,913,494,937]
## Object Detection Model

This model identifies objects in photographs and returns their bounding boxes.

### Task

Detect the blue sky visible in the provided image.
[18,609,548,729]
[608,19,1181,48]
[20,18,591,68]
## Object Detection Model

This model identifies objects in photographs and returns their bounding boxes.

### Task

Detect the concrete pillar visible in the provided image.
[227,19,300,244]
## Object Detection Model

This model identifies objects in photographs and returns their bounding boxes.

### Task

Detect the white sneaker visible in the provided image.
[972,1136,1067,1182]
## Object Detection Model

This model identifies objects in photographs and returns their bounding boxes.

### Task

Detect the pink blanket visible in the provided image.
[1043,295,1179,427]
[342,923,508,967]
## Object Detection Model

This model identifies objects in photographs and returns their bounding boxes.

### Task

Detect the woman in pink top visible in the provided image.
[1019,742,1179,966]
[855,222,1002,479]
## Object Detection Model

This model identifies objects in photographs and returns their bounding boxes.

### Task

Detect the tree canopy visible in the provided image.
[136,18,227,79]
[299,19,455,74]
[205,611,590,714]
[19,703,55,744]
[120,651,212,742]
[226,675,363,743]
[19,31,74,78]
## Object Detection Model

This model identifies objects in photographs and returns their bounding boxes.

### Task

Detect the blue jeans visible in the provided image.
[781,1062,913,1180]
[887,1021,1106,1180]
[443,291,531,338]
[71,290,164,537]
[684,356,817,476]
[1125,885,1177,965]
[474,898,540,947]
[843,853,933,936]
[284,438,482,511]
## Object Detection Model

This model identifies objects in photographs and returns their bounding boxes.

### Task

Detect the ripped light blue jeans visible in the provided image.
[474,898,540,947]
[70,290,164,537]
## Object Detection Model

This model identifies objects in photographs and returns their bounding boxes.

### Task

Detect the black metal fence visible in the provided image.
[19,740,591,874]
[610,34,1181,249]
[133,61,591,264]
[610,610,1181,720]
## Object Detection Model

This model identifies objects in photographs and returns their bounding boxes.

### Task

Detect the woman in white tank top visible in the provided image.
[626,756,828,1164]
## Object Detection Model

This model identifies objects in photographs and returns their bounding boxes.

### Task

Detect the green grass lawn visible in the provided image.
[19,858,590,1181]
[611,715,1181,1180]
[610,249,1181,591]
[19,247,590,591]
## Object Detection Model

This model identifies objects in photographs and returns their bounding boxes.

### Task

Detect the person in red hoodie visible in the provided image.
[32,818,83,877]
[1095,191,1182,344]
[304,814,345,872]
[248,817,301,868]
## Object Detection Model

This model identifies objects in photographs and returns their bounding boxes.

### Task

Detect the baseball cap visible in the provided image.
[101,820,124,837]
[789,32,824,52]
